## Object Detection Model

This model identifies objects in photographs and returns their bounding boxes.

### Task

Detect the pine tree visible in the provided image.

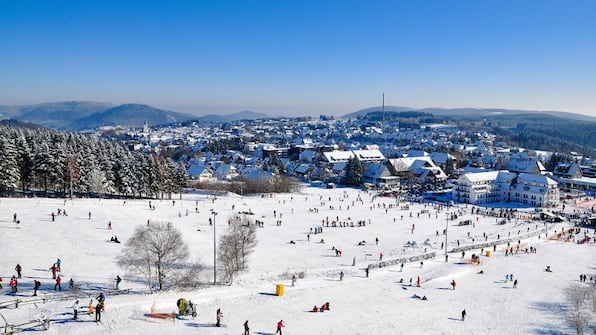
[344,157,363,186]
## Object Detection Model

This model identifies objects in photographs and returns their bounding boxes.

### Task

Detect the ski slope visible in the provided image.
[0,187,594,334]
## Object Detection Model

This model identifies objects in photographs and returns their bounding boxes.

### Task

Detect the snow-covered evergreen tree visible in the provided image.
[0,137,21,194]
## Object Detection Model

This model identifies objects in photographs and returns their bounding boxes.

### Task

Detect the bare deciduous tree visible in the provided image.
[217,215,257,284]
[117,221,191,290]
[565,284,589,335]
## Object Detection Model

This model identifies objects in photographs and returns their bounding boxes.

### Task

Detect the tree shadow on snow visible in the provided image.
[447,317,462,321]
[51,318,96,325]
[529,301,569,335]
[185,322,218,328]
[258,292,277,296]
[533,330,567,335]
[436,287,451,290]
[255,332,274,335]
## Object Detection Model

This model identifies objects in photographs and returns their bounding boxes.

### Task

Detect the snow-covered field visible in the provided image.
[0,187,594,335]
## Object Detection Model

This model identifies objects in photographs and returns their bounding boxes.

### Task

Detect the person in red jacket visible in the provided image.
[275,320,284,335]
[50,264,57,279]
[451,279,456,290]
[10,276,18,293]
[55,276,62,291]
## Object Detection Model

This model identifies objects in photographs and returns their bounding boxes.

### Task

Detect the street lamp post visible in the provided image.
[210,210,218,285]
[445,212,449,262]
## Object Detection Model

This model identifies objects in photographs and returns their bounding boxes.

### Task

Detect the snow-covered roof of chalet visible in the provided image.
[242,168,274,181]
[214,164,237,178]
[352,149,385,161]
[429,152,453,165]
[507,156,546,174]
[294,138,314,147]
[363,163,387,179]
[363,144,379,150]
[462,170,516,183]
[405,150,428,157]
[299,150,317,161]
[516,173,557,186]
[285,161,301,175]
[462,166,489,174]
[388,156,435,172]
[332,161,348,173]
[388,156,447,180]
[187,163,211,177]
[554,163,581,177]
[323,150,355,163]
[295,164,311,174]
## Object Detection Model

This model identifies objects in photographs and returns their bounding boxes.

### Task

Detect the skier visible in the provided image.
[243,320,250,335]
[115,275,122,289]
[15,264,22,278]
[0,277,3,289]
[50,264,57,279]
[73,300,79,320]
[339,271,344,281]
[216,308,223,327]
[69,278,74,290]
[461,309,466,321]
[33,279,41,296]
[513,279,518,288]
[56,258,61,272]
[451,279,456,290]
[275,319,285,335]
[291,274,296,286]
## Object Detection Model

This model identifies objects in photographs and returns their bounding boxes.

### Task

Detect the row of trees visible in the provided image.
[0,127,187,198]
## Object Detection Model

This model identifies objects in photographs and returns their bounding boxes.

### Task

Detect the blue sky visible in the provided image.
[1,0,595,117]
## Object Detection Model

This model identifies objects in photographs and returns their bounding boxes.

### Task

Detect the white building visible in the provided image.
[510,173,560,207]
[453,171,559,207]
[452,171,515,205]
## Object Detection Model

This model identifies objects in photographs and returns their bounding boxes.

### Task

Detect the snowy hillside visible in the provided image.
[0,187,594,334]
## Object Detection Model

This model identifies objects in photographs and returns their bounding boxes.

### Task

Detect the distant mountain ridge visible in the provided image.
[344,106,596,122]
[0,101,270,131]
[194,110,270,123]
